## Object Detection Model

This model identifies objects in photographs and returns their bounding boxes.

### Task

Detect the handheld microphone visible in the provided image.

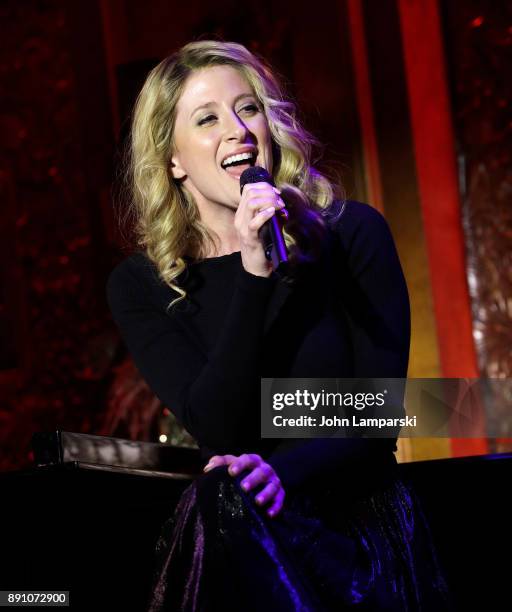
[239,166,289,274]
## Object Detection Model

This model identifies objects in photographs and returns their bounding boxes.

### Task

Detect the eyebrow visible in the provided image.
[189,93,256,119]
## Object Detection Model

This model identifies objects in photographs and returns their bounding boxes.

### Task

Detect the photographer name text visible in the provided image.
[272,414,417,428]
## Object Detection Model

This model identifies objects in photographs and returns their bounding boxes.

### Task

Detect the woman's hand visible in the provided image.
[235,183,286,277]
[203,453,285,517]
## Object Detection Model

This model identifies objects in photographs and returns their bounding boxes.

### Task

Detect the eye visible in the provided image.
[238,103,260,115]
[197,114,217,126]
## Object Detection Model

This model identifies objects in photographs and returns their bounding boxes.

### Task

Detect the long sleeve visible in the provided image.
[336,201,410,377]
[268,201,411,493]
[107,255,274,451]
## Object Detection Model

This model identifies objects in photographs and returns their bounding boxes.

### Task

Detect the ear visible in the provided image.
[170,154,186,180]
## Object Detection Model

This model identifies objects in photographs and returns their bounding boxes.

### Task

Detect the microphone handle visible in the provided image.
[261,214,288,271]
[239,166,289,274]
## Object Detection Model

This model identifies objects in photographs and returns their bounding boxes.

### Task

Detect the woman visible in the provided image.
[108,41,449,611]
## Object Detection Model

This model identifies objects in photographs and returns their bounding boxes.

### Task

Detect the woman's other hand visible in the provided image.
[235,183,286,277]
[203,453,285,517]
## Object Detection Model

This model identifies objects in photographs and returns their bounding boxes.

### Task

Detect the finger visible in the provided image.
[203,456,223,472]
[247,206,276,232]
[243,182,275,193]
[247,196,278,213]
[247,197,285,214]
[266,488,285,517]
[205,454,239,471]
[238,186,274,213]
[203,455,230,472]
[254,479,280,506]
[239,464,273,492]
[220,454,239,467]
[228,453,261,476]
[241,183,279,202]
[245,182,280,195]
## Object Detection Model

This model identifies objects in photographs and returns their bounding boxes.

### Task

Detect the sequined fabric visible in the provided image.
[147,467,450,611]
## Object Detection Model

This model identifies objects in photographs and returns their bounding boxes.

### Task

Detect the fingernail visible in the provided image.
[267,510,275,517]
[203,462,214,472]
[229,466,238,475]
[241,481,249,491]
[266,206,275,214]
[256,495,263,504]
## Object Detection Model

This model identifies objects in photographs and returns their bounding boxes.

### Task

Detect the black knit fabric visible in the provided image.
[107,200,410,492]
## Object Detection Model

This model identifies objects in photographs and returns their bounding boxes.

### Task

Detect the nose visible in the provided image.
[224,110,249,141]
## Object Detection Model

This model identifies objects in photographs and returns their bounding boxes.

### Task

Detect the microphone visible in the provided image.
[239,166,289,273]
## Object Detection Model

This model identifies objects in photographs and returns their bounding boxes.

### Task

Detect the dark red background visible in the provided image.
[1,0,511,470]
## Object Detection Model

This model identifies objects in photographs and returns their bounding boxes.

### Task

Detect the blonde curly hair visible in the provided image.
[127,40,343,306]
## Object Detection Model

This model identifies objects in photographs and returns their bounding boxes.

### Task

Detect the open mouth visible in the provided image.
[221,151,257,178]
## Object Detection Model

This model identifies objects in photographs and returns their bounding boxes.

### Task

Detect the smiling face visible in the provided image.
[170,65,273,216]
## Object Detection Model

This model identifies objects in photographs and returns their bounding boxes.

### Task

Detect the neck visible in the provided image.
[196,201,240,257]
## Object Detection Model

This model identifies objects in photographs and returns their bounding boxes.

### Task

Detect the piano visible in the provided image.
[1,432,510,611]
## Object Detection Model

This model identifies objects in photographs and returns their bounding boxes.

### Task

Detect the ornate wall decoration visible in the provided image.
[0,0,118,470]
[442,1,512,449]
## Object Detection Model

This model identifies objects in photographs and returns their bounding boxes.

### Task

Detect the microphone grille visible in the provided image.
[239,166,274,194]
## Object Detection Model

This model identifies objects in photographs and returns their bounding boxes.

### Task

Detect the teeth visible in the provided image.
[221,152,255,168]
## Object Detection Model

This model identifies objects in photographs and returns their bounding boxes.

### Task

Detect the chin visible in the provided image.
[226,187,243,209]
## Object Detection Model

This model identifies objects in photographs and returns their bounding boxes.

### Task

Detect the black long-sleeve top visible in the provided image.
[107,201,410,495]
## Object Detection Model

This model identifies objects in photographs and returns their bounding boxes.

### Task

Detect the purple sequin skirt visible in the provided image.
[147,466,450,611]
